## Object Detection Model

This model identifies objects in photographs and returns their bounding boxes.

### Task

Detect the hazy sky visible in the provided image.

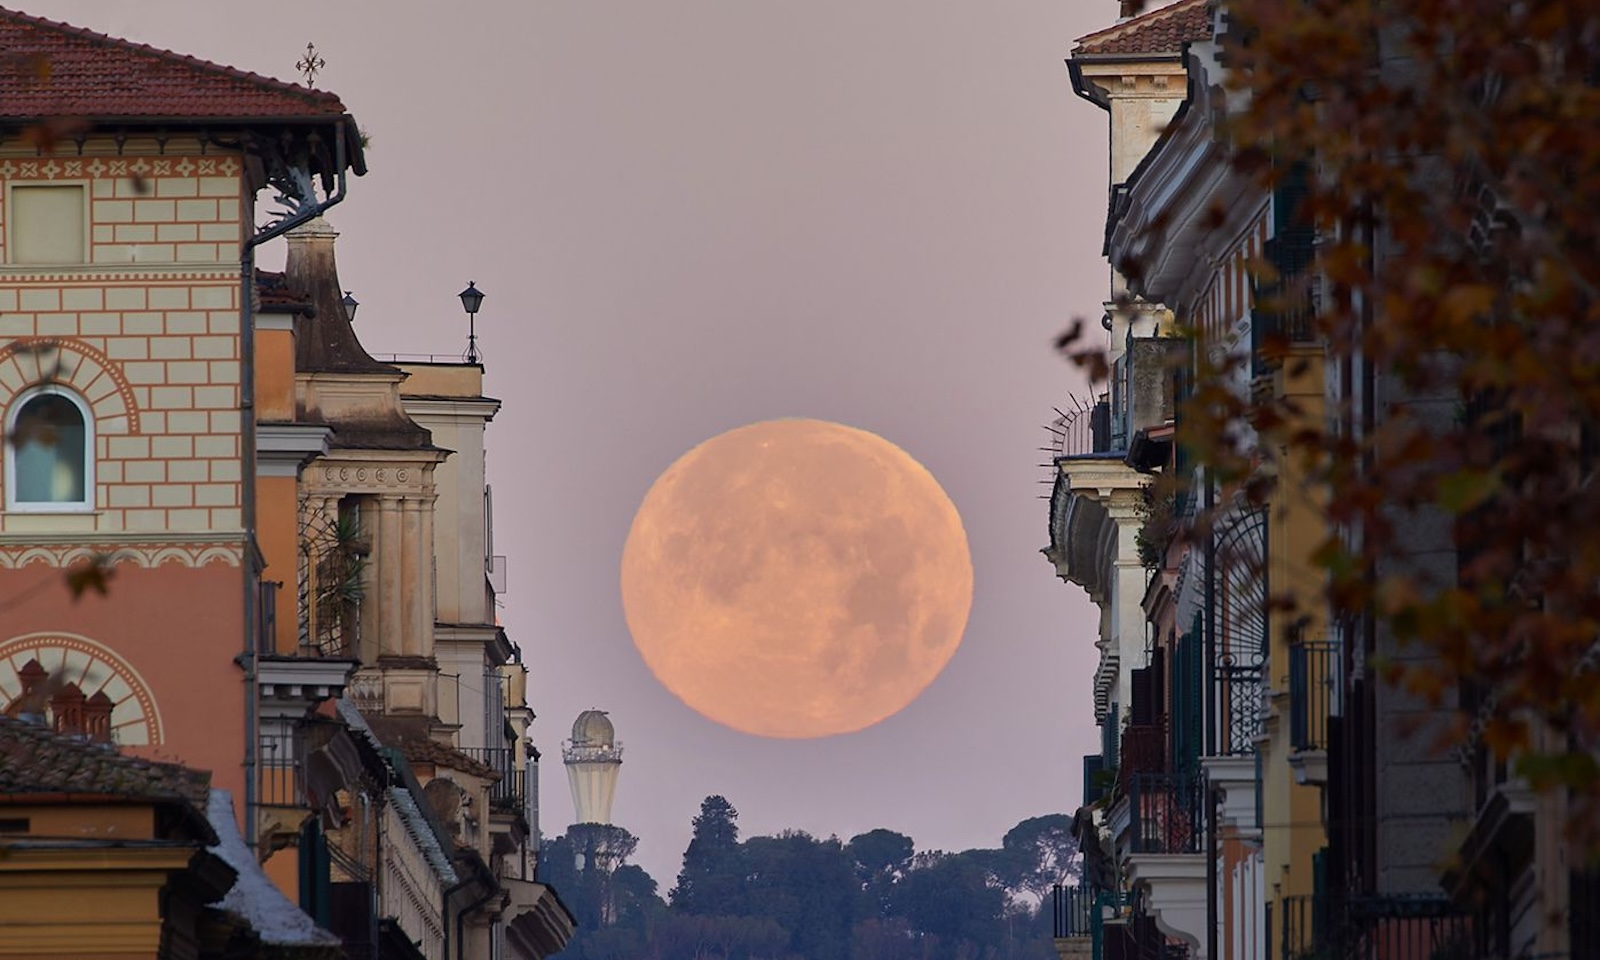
[27,0,1112,884]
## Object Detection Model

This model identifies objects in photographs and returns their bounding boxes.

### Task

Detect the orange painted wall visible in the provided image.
[263,846,300,903]
[256,326,297,422]
[257,473,301,654]
[5,803,154,839]
[0,562,247,805]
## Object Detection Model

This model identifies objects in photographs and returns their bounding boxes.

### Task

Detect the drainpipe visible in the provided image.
[238,126,349,844]
[1206,779,1219,960]
[441,875,472,960]
[457,883,498,960]
[1202,467,1218,960]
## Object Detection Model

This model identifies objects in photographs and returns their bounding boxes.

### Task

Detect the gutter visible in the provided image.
[237,124,349,845]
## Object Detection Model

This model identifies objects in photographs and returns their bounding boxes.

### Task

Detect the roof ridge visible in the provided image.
[0,5,346,115]
[1074,0,1211,49]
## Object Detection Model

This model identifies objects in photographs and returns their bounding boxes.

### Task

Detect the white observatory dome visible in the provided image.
[571,709,616,748]
[564,708,623,826]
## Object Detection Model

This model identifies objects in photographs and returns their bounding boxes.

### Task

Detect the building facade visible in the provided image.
[0,9,570,959]
[1045,2,1588,959]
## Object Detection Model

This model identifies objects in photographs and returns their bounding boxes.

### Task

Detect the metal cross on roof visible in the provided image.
[295,42,326,88]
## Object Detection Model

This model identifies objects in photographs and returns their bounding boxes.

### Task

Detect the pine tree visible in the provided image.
[668,795,743,914]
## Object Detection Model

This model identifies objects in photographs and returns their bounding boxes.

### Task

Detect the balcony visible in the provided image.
[1053,882,1094,938]
[461,746,525,812]
[1047,394,1115,461]
[1278,894,1471,960]
[1121,774,1207,958]
[1288,641,1339,785]
[258,726,304,807]
[1117,723,1167,791]
[1052,884,1107,960]
[1127,773,1203,855]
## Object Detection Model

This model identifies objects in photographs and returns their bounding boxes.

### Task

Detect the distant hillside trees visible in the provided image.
[542,796,1076,960]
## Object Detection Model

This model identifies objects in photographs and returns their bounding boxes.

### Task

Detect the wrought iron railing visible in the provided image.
[1289,642,1339,752]
[1118,722,1167,790]
[297,497,364,658]
[461,746,524,811]
[1280,894,1323,960]
[1279,894,1472,960]
[1047,394,1116,461]
[1127,772,1205,855]
[258,727,303,807]
[1216,657,1264,756]
[1053,884,1095,939]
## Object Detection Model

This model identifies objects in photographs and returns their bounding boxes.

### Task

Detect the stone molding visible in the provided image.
[1125,852,1208,958]
[0,532,244,567]
[303,455,441,499]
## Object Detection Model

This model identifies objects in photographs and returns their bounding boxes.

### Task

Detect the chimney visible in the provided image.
[85,691,114,742]
[50,682,85,736]
[285,216,393,374]
[285,216,346,331]
[9,659,49,724]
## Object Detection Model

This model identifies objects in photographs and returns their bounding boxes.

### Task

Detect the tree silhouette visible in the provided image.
[670,795,744,915]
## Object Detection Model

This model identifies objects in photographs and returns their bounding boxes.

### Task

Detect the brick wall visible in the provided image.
[0,151,248,535]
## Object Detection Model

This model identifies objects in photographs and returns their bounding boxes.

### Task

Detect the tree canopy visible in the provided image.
[545,800,1076,960]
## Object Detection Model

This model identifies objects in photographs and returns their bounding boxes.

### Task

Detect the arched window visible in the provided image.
[6,386,93,511]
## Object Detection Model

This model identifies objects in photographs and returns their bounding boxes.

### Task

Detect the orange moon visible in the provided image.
[620,418,974,738]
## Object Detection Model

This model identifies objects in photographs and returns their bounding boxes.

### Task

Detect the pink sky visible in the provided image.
[25,0,1112,884]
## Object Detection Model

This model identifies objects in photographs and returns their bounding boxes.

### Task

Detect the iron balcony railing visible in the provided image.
[1289,642,1339,752]
[1117,722,1167,791]
[461,746,524,811]
[1047,394,1116,461]
[1127,772,1205,855]
[1280,894,1472,960]
[1216,657,1264,756]
[1053,884,1095,939]
[258,727,303,807]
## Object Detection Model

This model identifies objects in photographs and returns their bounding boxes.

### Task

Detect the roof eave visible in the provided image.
[0,113,366,176]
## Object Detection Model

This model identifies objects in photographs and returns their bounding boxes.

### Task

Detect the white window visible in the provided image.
[5,386,93,512]
[8,184,87,264]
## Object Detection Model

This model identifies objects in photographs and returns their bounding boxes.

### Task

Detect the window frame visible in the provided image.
[5,181,91,266]
[5,384,95,513]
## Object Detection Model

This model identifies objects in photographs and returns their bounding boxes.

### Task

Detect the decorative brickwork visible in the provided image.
[0,336,140,432]
[0,155,243,265]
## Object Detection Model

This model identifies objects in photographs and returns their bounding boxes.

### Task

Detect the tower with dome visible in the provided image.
[562,709,624,826]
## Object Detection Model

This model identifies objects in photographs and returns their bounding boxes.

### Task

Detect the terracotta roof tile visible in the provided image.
[1075,0,1214,57]
[399,738,502,782]
[255,269,312,314]
[0,6,348,119]
[0,715,211,806]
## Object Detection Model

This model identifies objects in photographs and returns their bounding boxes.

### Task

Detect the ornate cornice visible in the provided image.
[303,454,441,498]
[0,532,244,568]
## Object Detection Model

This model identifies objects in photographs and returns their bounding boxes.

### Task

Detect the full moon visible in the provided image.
[620,418,974,739]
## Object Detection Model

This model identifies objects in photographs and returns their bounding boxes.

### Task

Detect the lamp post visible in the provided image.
[341,291,359,323]
[459,281,485,363]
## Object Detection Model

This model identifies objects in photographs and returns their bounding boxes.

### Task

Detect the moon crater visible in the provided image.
[620,418,974,738]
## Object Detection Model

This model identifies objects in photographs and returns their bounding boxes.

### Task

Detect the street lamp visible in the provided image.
[342,291,359,323]
[459,281,485,363]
